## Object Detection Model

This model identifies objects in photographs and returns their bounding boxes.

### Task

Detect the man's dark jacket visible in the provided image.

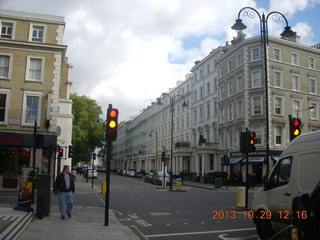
[54,172,75,194]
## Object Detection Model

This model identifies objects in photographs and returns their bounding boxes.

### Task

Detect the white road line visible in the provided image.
[145,227,256,238]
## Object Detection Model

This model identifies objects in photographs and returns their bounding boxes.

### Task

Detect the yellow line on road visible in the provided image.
[131,225,149,240]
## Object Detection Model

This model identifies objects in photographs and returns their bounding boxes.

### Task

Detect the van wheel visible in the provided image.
[255,213,273,240]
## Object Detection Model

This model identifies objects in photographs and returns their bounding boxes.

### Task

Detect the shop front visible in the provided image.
[0,132,57,176]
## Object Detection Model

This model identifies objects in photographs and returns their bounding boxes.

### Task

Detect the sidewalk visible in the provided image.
[1,175,140,240]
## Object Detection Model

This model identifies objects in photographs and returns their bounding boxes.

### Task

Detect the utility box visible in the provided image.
[237,187,245,208]
[36,174,51,218]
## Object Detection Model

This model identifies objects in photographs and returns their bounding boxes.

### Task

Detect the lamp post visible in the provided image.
[157,93,188,190]
[150,130,158,171]
[231,7,295,174]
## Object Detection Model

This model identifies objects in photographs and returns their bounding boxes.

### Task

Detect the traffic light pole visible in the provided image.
[245,128,249,209]
[105,141,112,226]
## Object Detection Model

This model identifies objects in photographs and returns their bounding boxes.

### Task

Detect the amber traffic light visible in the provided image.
[290,118,301,141]
[106,106,119,142]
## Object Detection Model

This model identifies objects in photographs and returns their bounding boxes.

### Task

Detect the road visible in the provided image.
[94,173,258,240]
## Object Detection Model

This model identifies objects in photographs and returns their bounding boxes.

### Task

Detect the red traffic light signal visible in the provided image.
[248,131,256,152]
[106,106,119,142]
[290,118,301,141]
[58,148,64,158]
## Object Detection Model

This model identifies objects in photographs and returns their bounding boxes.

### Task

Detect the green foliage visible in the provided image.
[3,171,19,178]
[70,94,105,165]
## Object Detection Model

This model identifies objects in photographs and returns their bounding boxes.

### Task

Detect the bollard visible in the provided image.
[237,187,245,208]
[176,178,182,190]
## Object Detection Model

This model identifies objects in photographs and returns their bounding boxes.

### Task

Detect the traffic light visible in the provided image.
[290,118,302,141]
[58,148,63,158]
[93,153,96,160]
[106,106,119,142]
[240,131,247,154]
[68,145,74,158]
[248,131,256,152]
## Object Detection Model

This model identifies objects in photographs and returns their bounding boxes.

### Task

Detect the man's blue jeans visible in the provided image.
[58,191,73,217]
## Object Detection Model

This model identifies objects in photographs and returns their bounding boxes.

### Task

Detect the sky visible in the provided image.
[1,0,320,121]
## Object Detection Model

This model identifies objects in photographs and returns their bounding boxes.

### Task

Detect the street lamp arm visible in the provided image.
[237,7,262,21]
[266,11,289,26]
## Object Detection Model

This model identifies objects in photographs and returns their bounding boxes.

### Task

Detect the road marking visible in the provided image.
[128,213,139,219]
[218,233,258,240]
[145,227,256,238]
[150,212,171,216]
[135,219,152,227]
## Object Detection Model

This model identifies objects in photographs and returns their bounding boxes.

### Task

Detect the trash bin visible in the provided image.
[36,174,51,218]
[214,177,223,188]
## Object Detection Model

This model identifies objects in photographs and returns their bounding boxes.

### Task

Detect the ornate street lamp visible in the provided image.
[157,93,188,190]
[231,7,295,174]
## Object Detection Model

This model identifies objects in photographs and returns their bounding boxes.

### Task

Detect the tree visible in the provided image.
[70,94,104,165]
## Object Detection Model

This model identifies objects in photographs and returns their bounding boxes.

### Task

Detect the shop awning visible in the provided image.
[229,157,244,164]
[247,156,264,163]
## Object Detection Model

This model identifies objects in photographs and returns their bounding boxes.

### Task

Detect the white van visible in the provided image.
[251,130,320,239]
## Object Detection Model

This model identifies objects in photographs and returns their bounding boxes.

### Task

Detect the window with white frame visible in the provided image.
[275,126,282,145]
[228,104,233,121]
[206,103,210,120]
[252,96,262,115]
[228,61,232,72]
[274,97,283,115]
[309,78,316,94]
[252,48,260,61]
[213,100,217,117]
[220,66,224,77]
[292,74,300,91]
[252,126,262,144]
[252,70,261,88]
[308,57,315,69]
[200,106,203,122]
[1,21,14,39]
[310,102,317,120]
[30,24,45,42]
[291,53,298,65]
[237,75,243,91]
[274,71,282,87]
[237,54,243,67]
[0,54,11,79]
[0,89,9,124]
[22,91,42,125]
[207,64,210,74]
[219,108,224,123]
[206,82,210,96]
[237,100,243,118]
[200,86,203,99]
[219,86,224,100]
[293,100,300,118]
[228,130,233,148]
[219,132,224,149]
[273,48,280,61]
[194,90,197,102]
[193,109,197,124]
[227,81,233,96]
[26,56,44,82]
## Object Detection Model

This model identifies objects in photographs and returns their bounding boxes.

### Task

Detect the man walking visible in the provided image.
[54,165,75,219]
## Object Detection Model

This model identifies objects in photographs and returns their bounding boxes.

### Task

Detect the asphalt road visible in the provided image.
[95,173,259,240]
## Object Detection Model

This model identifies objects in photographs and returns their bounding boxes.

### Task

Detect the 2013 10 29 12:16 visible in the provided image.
[212,210,308,220]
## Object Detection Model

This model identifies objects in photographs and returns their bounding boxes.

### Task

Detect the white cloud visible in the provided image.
[269,0,320,16]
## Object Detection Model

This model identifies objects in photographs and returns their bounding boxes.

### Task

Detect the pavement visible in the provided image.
[0,174,258,240]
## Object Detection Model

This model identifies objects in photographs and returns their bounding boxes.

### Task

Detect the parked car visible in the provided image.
[151,172,170,186]
[144,173,153,183]
[87,169,98,179]
[126,170,136,177]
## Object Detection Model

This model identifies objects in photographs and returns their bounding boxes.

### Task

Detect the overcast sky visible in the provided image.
[1,0,320,121]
